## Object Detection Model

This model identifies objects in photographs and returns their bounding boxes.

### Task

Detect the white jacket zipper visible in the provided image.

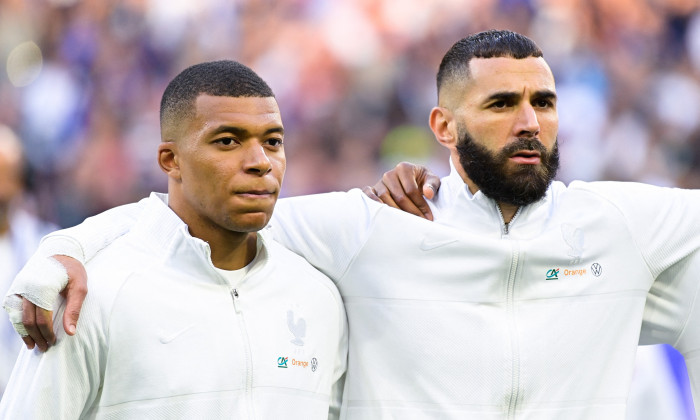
[230,288,256,419]
[505,241,521,419]
[497,205,522,236]
[496,203,522,417]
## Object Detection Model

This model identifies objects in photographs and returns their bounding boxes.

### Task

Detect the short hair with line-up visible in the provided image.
[437,30,543,97]
[160,60,274,133]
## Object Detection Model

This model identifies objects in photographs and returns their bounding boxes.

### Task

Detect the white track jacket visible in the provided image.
[272,167,700,419]
[0,193,347,420]
[5,165,700,419]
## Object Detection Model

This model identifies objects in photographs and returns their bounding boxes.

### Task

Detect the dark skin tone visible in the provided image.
[12,56,560,349]
[20,94,287,351]
[18,162,438,351]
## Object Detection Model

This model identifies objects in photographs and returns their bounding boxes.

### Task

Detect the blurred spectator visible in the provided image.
[0,125,56,397]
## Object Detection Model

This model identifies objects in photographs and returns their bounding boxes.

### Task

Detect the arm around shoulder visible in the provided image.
[270,191,382,280]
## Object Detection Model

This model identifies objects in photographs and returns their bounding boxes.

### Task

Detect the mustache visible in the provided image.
[500,138,547,156]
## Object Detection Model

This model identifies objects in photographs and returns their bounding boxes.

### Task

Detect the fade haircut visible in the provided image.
[437,30,543,98]
[160,60,274,135]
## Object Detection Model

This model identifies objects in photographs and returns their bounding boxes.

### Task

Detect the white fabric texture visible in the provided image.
[0,193,347,420]
[2,200,145,337]
[270,164,700,419]
[3,255,68,336]
[6,163,700,419]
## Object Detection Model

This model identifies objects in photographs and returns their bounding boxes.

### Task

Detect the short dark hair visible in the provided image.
[160,60,274,132]
[437,30,543,95]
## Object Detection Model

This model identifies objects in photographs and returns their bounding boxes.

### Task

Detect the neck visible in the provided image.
[452,155,520,224]
[208,231,258,271]
[168,201,258,271]
[187,220,257,271]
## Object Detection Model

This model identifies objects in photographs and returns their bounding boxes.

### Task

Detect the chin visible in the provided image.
[227,213,272,233]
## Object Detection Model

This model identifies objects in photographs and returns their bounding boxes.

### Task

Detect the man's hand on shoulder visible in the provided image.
[363,162,441,220]
[4,255,87,352]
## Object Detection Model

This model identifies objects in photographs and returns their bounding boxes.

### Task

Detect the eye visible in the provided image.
[491,100,507,109]
[265,138,284,147]
[214,137,238,146]
[534,98,554,108]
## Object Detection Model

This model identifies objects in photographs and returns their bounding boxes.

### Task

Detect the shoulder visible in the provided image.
[263,235,343,304]
[83,232,156,309]
[275,189,383,216]
[562,180,700,208]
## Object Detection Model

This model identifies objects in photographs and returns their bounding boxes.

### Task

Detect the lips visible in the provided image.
[509,150,541,165]
[234,188,277,200]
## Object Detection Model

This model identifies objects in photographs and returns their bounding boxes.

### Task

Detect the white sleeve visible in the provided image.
[641,253,700,420]
[269,189,382,281]
[572,182,700,278]
[0,296,105,419]
[582,182,700,418]
[3,198,147,314]
[39,197,148,264]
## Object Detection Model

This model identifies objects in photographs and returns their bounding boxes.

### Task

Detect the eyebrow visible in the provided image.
[532,90,557,101]
[210,125,285,137]
[484,89,557,103]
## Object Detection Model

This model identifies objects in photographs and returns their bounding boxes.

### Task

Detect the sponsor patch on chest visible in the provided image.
[545,263,603,280]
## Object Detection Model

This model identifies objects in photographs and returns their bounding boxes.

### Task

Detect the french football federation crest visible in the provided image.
[561,224,584,264]
[287,310,306,346]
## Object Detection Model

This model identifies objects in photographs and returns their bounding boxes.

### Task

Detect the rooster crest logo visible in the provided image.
[287,310,306,346]
[561,224,584,264]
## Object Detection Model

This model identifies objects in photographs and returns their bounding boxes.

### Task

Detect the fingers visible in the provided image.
[422,173,441,200]
[62,276,87,336]
[374,173,402,211]
[362,186,381,203]
[383,165,425,217]
[363,162,441,220]
[54,255,88,336]
[22,298,54,352]
[21,335,35,350]
[423,184,436,200]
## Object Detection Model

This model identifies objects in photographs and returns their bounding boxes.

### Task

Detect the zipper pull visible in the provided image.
[231,288,241,313]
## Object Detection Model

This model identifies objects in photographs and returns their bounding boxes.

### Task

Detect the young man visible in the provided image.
[7,30,700,419]
[0,60,347,419]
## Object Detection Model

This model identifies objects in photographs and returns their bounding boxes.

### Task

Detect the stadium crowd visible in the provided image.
[0,0,699,418]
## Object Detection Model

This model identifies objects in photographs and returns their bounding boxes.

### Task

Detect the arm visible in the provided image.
[362,162,441,220]
[3,198,147,350]
[271,190,378,281]
[640,251,700,419]
[593,183,700,418]
[0,297,105,419]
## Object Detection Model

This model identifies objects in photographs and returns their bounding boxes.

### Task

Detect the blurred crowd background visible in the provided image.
[1,0,700,417]
[1,0,699,225]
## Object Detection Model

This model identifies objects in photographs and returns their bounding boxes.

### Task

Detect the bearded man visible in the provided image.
[7,30,700,419]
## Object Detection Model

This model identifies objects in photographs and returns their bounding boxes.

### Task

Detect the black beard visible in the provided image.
[456,129,560,207]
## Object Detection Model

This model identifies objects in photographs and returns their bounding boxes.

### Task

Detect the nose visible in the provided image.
[243,143,272,175]
[515,103,540,138]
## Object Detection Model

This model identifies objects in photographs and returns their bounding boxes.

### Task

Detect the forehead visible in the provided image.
[466,56,555,97]
[192,95,282,132]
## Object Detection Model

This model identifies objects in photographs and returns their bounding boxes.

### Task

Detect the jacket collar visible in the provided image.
[431,160,561,237]
[130,193,272,282]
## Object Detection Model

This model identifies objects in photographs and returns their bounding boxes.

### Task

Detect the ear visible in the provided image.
[429,106,457,149]
[158,142,181,181]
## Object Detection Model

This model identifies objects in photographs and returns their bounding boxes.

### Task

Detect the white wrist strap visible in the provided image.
[3,256,69,337]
